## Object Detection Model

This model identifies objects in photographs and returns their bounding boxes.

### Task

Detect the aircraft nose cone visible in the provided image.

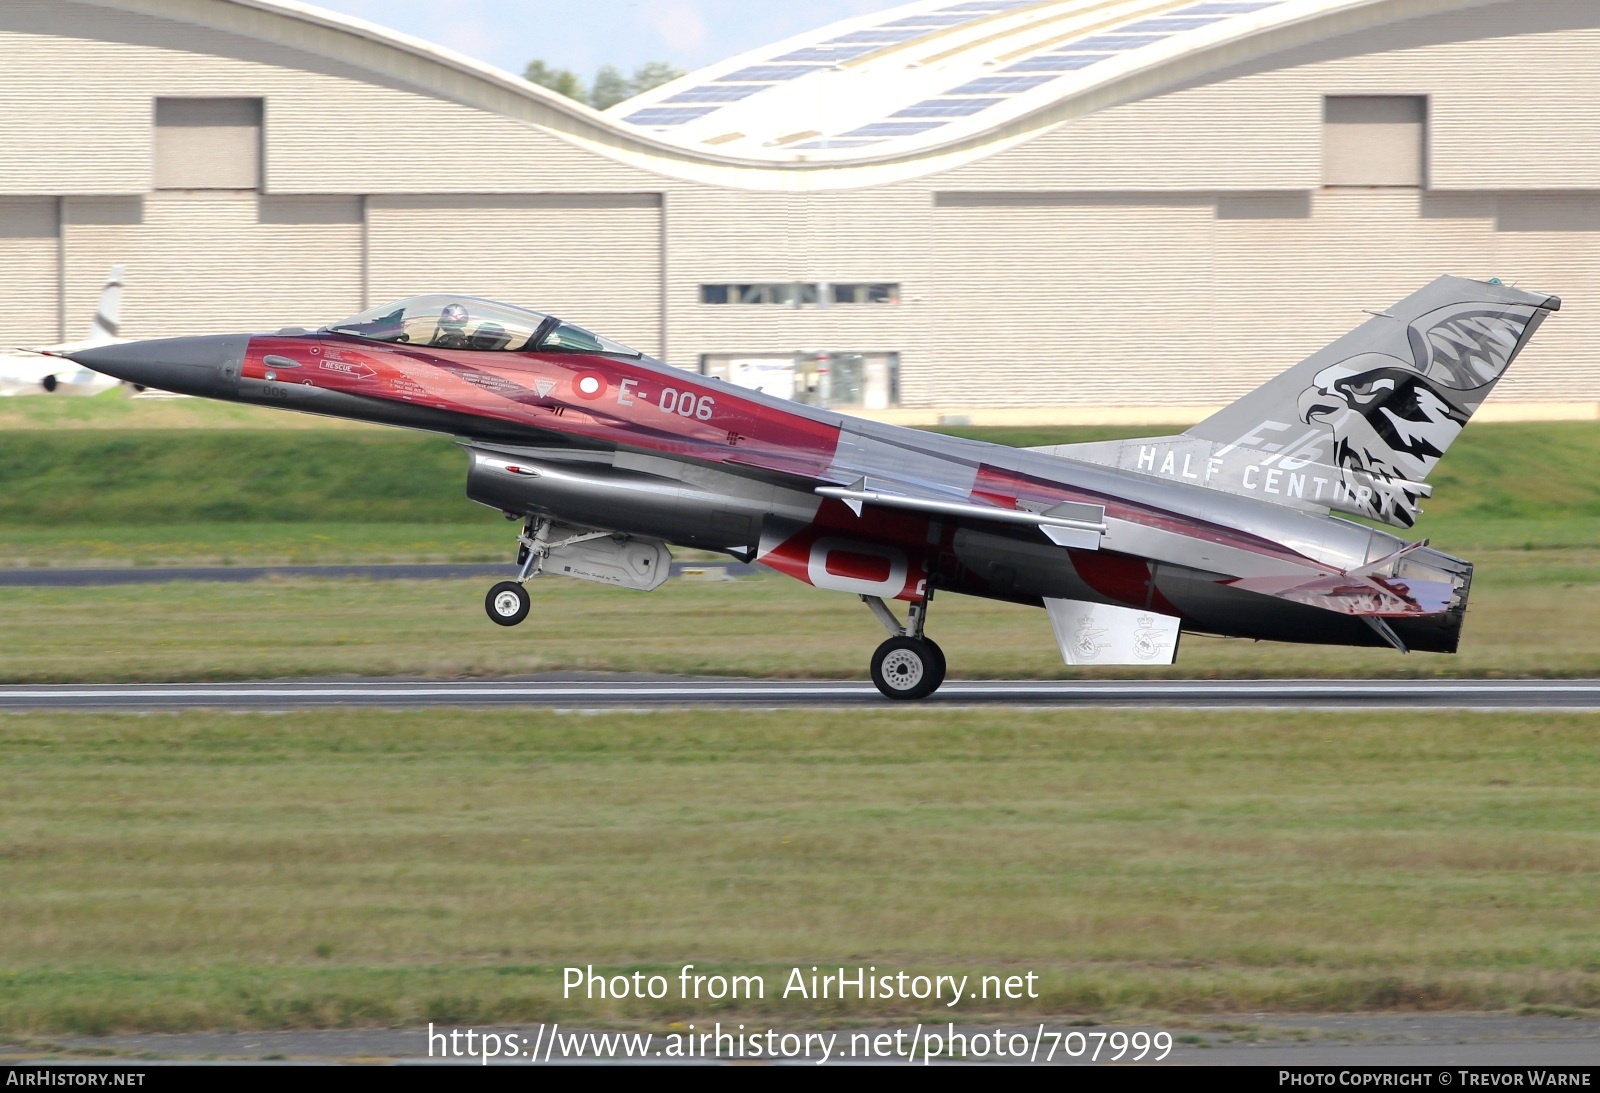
[68,334,248,398]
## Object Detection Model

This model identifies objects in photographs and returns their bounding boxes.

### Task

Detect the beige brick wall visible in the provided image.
[0,198,62,346]
[367,195,665,358]
[61,193,361,338]
[0,0,1595,414]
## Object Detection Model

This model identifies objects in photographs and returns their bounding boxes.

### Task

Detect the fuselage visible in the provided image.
[70,321,1473,655]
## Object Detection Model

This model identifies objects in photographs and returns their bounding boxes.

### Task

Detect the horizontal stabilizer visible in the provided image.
[1225,541,1470,618]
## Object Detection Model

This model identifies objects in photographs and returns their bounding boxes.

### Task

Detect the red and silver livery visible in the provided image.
[69,277,1559,699]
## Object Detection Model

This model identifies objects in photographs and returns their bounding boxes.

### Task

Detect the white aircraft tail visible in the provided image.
[85,266,125,344]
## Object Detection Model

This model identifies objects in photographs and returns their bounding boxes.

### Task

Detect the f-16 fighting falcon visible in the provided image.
[63,276,1557,699]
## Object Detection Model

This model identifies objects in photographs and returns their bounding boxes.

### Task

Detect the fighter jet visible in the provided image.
[3,266,127,395]
[66,277,1557,699]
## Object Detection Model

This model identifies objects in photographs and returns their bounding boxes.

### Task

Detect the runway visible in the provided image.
[0,677,1594,710]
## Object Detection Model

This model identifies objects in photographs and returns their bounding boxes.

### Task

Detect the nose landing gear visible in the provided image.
[484,516,548,627]
[484,516,617,626]
[861,591,946,700]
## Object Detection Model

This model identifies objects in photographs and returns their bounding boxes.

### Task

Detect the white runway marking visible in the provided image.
[0,679,1595,710]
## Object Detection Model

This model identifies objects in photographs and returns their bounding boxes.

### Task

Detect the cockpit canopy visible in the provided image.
[324,295,641,358]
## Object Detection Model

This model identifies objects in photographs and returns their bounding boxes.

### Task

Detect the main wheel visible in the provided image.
[485,581,530,627]
[870,636,947,701]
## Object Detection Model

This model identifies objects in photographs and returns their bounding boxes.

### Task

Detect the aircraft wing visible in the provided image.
[815,476,1107,550]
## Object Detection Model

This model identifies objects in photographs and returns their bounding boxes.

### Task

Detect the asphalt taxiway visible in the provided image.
[0,677,1594,711]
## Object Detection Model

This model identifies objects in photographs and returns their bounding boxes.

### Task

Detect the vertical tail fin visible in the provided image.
[1182,275,1559,527]
[1032,276,1559,528]
[86,265,125,344]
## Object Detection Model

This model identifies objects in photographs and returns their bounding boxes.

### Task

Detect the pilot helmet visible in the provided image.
[439,303,469,330]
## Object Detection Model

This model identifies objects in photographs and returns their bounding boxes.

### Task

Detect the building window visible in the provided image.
[699,282,899,307]
[153,98,263,190]
[832,283,899,305]
[1323,95,1426,188]
[700,351,899,410]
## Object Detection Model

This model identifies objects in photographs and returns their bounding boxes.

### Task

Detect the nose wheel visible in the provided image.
[860,591,947,700]
[486,581,531,626]
[484,516,549,627]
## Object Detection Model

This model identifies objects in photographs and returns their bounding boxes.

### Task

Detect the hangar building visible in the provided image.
[2,0,1597,423]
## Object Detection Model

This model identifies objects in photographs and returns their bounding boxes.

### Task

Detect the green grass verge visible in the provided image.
[0,422,1593,563]
[0,389,376,432]
[0,560,1595,682]
[0,523,508,568]
[0,430,480,526]
[1,708,1596,1032]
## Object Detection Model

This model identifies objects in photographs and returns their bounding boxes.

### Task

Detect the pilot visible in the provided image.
[432,302,472,348]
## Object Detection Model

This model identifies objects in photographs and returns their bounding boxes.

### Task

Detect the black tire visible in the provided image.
[485,581,530,627]
[922,638,947,684]
[870,636,946,701]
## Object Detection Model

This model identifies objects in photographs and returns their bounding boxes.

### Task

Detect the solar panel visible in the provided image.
[1060,33,1169,50]
[622,106,718,126]
[883,13,974,26]
[664,84,773,103]
[939,0,1036,10]
[792,138,888,149]
[826,28,930,43]
[1002,53,1104,71]
[946,74,1058,95]
[715,65,830,82]
[893,97,1003,117]
[1118,16,1225,31]
[842,121,948,137]
[773,45,875,62]
[1176,1,1278,12]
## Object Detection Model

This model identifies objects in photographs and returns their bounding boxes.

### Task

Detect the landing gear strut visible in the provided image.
[861,590,946,700]
[483,516,612,627]
[485,517,547,627]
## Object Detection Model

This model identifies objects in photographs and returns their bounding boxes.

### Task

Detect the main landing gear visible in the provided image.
[484,515,609,627]
[861,591,946,701]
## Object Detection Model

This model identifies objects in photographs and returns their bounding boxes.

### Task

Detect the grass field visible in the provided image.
[0,390,376,432]
[0,418,1591,679]
[1,406,1594,1036]
[0,552,1596,682]
[1,708,1595,1033]
[0,420,1594,565]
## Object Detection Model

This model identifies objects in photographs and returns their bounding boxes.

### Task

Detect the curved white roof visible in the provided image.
[612,0,1395,162]
[117,0,1452,187]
